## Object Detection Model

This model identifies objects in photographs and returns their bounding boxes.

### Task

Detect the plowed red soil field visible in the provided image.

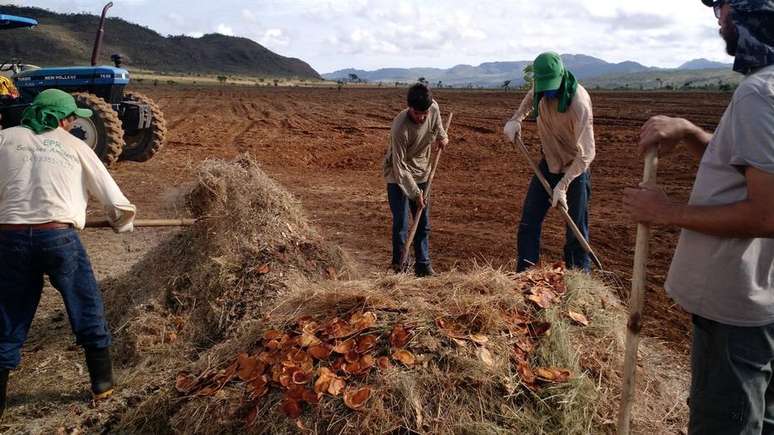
[113,85,730,351]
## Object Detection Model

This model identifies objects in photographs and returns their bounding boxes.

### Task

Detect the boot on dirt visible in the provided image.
[415,263,435,278]
[0,368,8,419]
[84,347,114,400]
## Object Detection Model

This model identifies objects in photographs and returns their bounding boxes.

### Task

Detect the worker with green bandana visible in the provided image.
[0,89,135,418]
[503,52,596,272]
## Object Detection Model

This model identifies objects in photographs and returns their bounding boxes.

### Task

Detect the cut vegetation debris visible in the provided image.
[0,156,688,434]
[137,267,688,434]
[174,265,576,428]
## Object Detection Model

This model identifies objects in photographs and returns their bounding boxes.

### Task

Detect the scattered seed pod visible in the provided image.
[392,350,416,367]
[535,367,571,383]
[343,387,372,410]
[286,385,306,400]
[281,398,302,418]
[237,354,264,381]
[175,372,197,394]
[333,339,355,354]
[250,376,269,399]
[389,324,411,348]
[327,318,354,338]
[344,350,360,363]
[292,371,312,385]
[308,343,333,360]
[264,330,283,341]
[349,312,377,331]
[299,332,321,348]
[328,378,346,396]
[356,335,377,353]
[377,356,392,369]
[567,311,590,326]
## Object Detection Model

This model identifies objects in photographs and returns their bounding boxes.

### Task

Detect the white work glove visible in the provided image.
[503,120,521,143]
[552,182,569,211]
[107,205,136,233]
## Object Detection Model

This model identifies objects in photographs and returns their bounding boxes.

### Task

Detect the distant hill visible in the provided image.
[0,5,320,79]
[324,54,654,87]
[678,58,732,70]
[324,54,742,89]
[582,67,740,90]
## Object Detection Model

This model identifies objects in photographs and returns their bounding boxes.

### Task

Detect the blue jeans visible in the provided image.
[517,159,590,272]
[0,228,111,369]
[689,315,774,435]
[387,183,430,266]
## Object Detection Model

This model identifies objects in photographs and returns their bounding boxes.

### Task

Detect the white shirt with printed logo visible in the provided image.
[0,126,135,232]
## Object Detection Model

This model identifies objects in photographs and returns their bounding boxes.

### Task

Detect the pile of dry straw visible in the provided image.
[96,155,687,434]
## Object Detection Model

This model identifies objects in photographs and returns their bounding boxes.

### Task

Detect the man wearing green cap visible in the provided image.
[0,89,135,417]
[503,52,596,272]
[624,1,774,432]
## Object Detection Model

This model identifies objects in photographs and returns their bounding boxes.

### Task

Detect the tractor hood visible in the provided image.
[14,66,130,89]
[0,14,38,30]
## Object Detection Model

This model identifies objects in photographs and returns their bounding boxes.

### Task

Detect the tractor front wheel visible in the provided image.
[71,92,125,166]
[120,92,167,162]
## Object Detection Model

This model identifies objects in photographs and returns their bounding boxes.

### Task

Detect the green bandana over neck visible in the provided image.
[21,89,92,134]
[533,69,578,116]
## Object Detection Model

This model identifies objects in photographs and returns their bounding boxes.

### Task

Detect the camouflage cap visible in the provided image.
[701,0,774,74]
[701,0,774,12]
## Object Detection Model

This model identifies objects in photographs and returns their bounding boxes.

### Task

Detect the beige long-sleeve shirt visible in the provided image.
[383,101,448,199]
[509,85,596,184]
[0,126,136,232]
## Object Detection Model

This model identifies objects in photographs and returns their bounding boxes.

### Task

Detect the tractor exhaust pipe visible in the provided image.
[90,2,113,66]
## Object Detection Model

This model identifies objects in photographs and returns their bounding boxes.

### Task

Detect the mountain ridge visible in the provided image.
[323,54,734,88]
[0,5,320,79]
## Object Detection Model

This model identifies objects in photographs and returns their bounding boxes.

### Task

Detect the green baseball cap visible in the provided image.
[532,52,565,93]
[32,89,92,119]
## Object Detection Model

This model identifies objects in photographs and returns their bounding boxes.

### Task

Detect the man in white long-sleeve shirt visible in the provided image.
[0,89,136,417]
[383,83,448,277]
[503,52,596,272]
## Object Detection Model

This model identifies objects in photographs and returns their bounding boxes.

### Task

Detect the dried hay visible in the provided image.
[122,268,686,435]
[91,156,686,434]
[102,155,355,360]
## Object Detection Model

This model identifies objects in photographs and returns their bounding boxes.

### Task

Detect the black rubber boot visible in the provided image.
[415,263,435,278]
[85,347,114,400]
[0,368,8,419]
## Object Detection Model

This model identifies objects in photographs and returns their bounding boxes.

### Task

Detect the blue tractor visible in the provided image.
[0,3,167,165]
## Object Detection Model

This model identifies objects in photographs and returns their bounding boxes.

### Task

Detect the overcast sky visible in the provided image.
[4,0,729,73]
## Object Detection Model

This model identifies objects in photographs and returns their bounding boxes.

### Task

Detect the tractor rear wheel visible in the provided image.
[120,92,166,162]
[71,92,125,166]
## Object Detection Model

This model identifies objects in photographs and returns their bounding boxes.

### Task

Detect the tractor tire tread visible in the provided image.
[72,92,124,167]
[120,92,166,162]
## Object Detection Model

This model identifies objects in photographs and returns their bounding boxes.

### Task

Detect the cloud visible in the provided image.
[241,9,257,23]
[216,23,235,36]
[594,11,674,30]
[260,28,291,48]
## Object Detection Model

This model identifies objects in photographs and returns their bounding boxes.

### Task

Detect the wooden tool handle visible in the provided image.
[399,112,453,269]
[515,135,604,270]
[617,148,659,435]
[85,218,196,228]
